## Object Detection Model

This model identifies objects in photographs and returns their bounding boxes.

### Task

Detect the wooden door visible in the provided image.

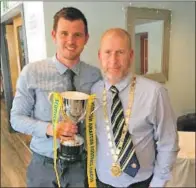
[5,15,26,95]
[6,15,32,146]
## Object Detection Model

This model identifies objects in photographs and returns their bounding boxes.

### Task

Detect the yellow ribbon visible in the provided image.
[51,92,63,188]
[51,92,97,188]
[85,94,97,187]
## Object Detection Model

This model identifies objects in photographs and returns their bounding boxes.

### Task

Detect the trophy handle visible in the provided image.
[76,98,102,123]
[76,111,86,123]
[90,105,101,115]
[48,92,61,103]
[48,92,53,103]
[89,97,102,115]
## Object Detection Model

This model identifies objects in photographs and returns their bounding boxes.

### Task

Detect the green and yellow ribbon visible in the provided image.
[85,94,97,188]
[51,92,63,188]
[51,92,97,188]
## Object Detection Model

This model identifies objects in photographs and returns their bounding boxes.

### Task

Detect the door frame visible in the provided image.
[1,3,29,132]
[140,32,148,74]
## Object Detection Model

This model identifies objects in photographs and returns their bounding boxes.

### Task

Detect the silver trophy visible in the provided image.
[57,91,89,162]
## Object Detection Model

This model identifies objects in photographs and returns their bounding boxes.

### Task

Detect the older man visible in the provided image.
[91,28,179,188]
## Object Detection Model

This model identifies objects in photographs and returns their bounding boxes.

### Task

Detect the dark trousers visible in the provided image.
[27,152,86,187]
[97,175,153,188]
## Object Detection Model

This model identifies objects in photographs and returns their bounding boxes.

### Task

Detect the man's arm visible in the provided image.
[10,67,49,138]
[150,87,180,187]
[10,66,78,139]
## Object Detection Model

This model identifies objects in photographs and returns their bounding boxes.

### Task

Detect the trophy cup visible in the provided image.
[56,91,89,163]
[49,91,98,188]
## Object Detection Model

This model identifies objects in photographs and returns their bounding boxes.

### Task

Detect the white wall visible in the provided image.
[135,21,163,74]
[42,1,195,116]
[23,1,47,63]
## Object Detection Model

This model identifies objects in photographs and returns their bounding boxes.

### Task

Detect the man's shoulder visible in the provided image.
[21,58,54,74]
[22,58,51,69]
[136,75,165,92]
[91,80,104,93]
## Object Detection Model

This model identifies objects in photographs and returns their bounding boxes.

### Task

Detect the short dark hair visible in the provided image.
[53,7,88,35]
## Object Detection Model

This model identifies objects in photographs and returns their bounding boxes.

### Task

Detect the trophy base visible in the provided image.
[58,143,84,163]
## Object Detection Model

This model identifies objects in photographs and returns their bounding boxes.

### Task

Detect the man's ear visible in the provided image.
[84,33,89,45]
[130,49,134,61]
[98,49,101,61]
[51,30,56,42]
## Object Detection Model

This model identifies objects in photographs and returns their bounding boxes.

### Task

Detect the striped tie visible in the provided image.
[110,86,125,145]
[110,85,140,177]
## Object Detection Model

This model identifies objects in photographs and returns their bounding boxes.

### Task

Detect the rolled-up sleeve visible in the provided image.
[150,87,180,187]
[10,66,49,138]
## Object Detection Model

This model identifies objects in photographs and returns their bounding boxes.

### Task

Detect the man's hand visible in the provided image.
[46,120,78,141]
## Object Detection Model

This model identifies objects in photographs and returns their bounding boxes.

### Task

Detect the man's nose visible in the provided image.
[67,34,75,44]
[110,53,118,64]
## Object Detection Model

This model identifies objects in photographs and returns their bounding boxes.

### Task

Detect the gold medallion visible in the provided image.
[111,163,122,177]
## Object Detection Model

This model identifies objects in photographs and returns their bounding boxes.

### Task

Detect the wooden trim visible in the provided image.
[5,25,19,95]
[20,4,29,65]
[140,33,148,74]
[13,15,23,73]
[144,72,167,83]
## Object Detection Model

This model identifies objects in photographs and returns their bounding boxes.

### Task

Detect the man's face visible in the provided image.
[98,33,133,84]
[52,18,89,61]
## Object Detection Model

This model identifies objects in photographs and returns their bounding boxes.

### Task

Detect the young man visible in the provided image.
[10,7,101,187]
[91,28,179,188]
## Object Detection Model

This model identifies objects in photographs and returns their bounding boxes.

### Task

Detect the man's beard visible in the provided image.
[101,69,131,84]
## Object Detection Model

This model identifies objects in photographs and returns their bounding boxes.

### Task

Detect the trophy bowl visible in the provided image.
[58,91,89,162]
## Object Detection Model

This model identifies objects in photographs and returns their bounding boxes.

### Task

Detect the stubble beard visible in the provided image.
[102,68,131,85]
